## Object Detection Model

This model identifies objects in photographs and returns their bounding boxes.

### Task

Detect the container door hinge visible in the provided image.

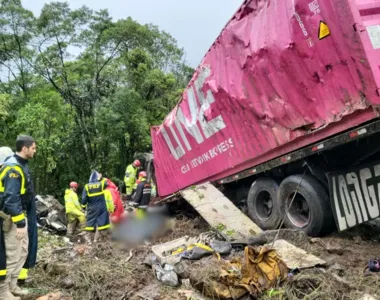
[354,23,366,32]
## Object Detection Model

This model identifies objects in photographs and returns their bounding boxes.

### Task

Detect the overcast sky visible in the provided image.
[22,0,243,67]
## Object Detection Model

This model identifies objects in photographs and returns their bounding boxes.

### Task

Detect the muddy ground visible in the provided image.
[22,215,380,300]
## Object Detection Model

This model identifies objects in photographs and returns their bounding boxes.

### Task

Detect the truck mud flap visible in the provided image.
[180,182,262,241]
[328,159,380,232]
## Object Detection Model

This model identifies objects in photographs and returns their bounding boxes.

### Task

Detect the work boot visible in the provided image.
[85,232,95,244]
[11,279,30,296]
[17,277,32,285]
[93,230,100,243]
[11,285,30,296]
[0,282,21,300]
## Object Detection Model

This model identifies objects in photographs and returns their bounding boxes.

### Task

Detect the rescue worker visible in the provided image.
[106,179,125,224]
[131,175,143,200]
[124,160,141,200]
[103,179,115,216]
[64,182,85,237]
[0,136,38,299]
[82,171,113,243]
[133,171,152,214]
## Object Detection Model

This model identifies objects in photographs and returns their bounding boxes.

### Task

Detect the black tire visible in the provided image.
[247,178,282,230]
[235,186,250,204]
[278,174,335,236]
[235,186,250,215]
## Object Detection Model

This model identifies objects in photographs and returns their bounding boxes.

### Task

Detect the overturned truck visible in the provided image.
[151,0,380,236]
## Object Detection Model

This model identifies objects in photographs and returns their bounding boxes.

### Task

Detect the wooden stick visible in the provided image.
[126,250,134,262]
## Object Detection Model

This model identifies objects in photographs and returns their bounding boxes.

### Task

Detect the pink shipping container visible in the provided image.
[151,0,380,198]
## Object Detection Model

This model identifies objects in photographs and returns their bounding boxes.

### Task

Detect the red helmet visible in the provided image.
[139,171,147,178]
[70,182,78,188]
[134,160,141,167]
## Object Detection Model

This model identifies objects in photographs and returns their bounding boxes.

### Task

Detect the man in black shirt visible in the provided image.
[133,171,151,207]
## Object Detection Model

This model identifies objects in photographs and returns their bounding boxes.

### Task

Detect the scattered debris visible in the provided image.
[152,236,192,265]
[272,239,326,269]
[126,249,134,262]
[196,231,224,244]
[42,262,70,277]
[36,195,67,233]
[368,258,380,272]
[180,182,262,240]
[153,263,179,287]
[143,254,159,267]
[60,276,75,289]
[330,273,354,288]
[310,238,346,255]
[209,240,232,255]
[173,260,191,279]
[329,262,345,272]
[25,211,380,300]
[189,245,288,299]
[178,243,214,260]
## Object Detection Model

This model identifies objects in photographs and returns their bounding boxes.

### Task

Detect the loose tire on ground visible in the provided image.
[247,178,282,230]
[278,174,335,236]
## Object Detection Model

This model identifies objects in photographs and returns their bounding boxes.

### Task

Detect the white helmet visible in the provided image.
[0,147,14,165]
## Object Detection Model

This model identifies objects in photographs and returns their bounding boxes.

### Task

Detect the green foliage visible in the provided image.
[0,0,193,197]
[0,94,11,121]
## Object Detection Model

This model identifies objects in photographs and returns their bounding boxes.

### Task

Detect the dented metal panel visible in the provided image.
[152,0,380,196]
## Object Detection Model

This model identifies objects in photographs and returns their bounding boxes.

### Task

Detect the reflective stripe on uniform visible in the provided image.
[12,213,25,223]
[86,191,104,197]
[0,165,26,195]
[85,226,95,231]
[97,224,111,231]
[85,180,105,197]
[18,268,28,280]
[0,269,6,276]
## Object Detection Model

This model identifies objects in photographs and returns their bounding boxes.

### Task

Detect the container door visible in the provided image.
[351,0,380,94]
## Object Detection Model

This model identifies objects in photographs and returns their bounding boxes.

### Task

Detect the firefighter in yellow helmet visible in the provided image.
[124,160,141,200]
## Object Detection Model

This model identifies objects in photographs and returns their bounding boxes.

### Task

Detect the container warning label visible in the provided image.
[367,25,380,49]
[318,21,330,40]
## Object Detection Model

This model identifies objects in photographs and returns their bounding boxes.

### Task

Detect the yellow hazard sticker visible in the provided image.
[318,21,330,40]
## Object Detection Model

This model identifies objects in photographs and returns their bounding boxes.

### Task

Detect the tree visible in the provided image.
[0,0,192,195]
[0,0,35,97]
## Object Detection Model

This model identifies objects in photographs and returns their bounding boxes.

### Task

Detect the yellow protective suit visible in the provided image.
[64,189,86,236]
[124,164,138,196]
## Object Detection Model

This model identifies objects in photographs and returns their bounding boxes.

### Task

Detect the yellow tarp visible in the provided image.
[193,246,288,300]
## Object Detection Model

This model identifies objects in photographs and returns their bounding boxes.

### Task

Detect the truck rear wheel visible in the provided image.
[247,178,282,230]
[278,174,334,236]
